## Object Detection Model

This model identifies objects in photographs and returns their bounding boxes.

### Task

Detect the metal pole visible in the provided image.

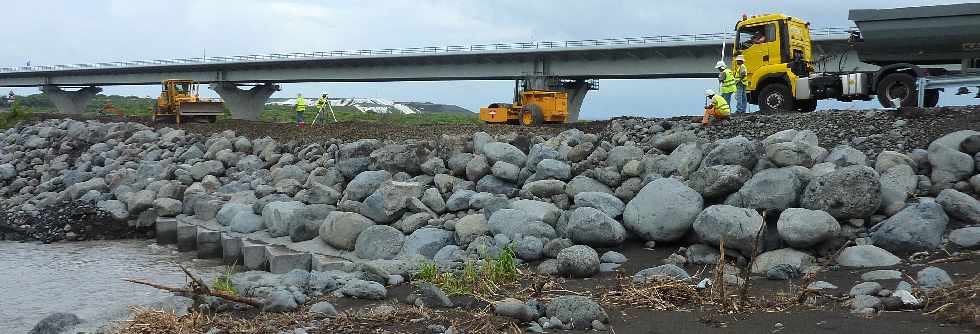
[916,77,927,107]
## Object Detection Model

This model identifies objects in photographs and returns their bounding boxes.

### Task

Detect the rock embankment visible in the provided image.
[3,107,980,329]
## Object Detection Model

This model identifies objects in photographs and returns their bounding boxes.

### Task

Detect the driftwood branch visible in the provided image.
[125,265,263,309]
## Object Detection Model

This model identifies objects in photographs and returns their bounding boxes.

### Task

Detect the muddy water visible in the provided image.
[0,240,224,333]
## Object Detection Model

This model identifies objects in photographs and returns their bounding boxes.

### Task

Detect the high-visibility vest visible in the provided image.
[296,97,307,112]
[712,94,731,116]
[316,97,327,109]
[720,69,737,94]
[736,64,749,86]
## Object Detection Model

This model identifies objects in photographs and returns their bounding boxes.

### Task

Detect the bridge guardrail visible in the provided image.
[0,27,853,74]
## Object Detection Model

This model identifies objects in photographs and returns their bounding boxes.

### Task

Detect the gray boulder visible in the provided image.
[445,189,476,212]
[420,188,446,213]
[369,143,431,175]
[153,198,183,217]
[776,208,840,248]
[693,205,765,255]
[875,151,916,174]
[849,282,883,297]
[917,266,953,289]
[28,312,82,334]
[606,146,644,170]
[836,245,901,268]
[766,141,815,167]
[510,200,561,226]
[402,228,454,259]
[825,145,868,167]
[342,170,389,202]
[929,143,974,186]
[521,179,565,197]
[465,155,490,181]
[724,167,803,210]
[355,225,405,260]
[338,279,386,300]
[565,175,614,198]
[476,175,519,197]
[936,189,980,224]
[262,289,299,312]
[557,245,600,278]
[230,211,265,233]
[217,202,252,226]
[574,192,625,218]
[360,181,422,223]
[702,136,758,169]
[98,200,128,221]
[686,165,752,199]
[633,264,691,282]
[514,236,545,261]
[536,159,572,180]
[336,139,381,178]
[309,301,338,316]
[491,161,521,182]
[488,209,557,240]
[455,214,490,247]
[801,165,881,219]
[750,248,815,274]
[319,212,375,250]
[949,227,980,249]
[545,296,608,330]
[262,201,306,237]
[483,142,527,167]
[623,178,703,242]
[870,202,948,253]
[566,207,627,247]
[878,164,917,216]
[419,283,454,308]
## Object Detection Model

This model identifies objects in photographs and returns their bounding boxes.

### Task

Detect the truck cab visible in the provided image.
[734,14,818,112]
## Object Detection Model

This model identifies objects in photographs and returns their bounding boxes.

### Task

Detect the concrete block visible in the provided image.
[196,230,222,259]
[266,247,312,274]
[221,234,243,265]
[312,254,356,272]
[242,242,268,271]
[176,223,198,252]
[155,217,178,244]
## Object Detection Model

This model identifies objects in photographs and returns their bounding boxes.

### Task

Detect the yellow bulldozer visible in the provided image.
[480,81,569,126]
[150,79,224,124]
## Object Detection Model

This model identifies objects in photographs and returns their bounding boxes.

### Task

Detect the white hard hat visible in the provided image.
[735,55,745,61]
[715,61,726,69]
[705,89,716,96]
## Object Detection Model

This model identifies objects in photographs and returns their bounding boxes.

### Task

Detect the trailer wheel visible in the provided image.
[876,73,917,108]
[795,99,818,113]
[759,83,794,112]
[521,104,544,126]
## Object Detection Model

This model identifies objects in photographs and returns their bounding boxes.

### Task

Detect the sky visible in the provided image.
[1,0,976,118]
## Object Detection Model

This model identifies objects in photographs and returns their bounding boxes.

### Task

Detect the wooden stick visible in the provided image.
[124,279,263,308]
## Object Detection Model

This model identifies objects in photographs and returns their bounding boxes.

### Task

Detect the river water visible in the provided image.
[0,240,224,333]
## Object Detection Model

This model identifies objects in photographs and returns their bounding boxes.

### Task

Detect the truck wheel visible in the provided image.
[876,73,917,108]
[795,99,818,113]
[521,104,544,126]
[759,83,794,112]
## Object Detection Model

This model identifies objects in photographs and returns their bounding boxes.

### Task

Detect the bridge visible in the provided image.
[0,28,871,121]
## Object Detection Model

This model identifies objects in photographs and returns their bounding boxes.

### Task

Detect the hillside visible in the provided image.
[268,97,474,115]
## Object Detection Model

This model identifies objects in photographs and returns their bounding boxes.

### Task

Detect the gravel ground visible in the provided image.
[0,201,141,243]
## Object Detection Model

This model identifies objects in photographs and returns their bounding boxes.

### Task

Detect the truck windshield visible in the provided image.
[736,24,775,50]
[174,83,190,94]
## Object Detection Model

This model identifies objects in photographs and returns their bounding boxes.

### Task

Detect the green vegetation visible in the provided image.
[14,93,481,125]
[211,263,239,295]
[413,246,520,297]
[0,101,34,128]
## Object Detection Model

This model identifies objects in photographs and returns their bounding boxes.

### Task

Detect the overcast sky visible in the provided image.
[2,0,975,118]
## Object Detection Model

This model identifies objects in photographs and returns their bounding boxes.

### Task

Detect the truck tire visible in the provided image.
[876,73,917,108]
[521,104,544,126]
[795,99,818,113]
[758,83,794,112]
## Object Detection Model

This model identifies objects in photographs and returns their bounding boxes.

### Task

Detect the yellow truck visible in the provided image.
[480,82,569,126]
[734,4,980,111]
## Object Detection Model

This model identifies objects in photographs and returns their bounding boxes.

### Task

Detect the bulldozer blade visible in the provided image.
[179,102,224,116]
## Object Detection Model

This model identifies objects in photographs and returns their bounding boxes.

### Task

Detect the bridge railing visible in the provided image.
[0,27,852,74]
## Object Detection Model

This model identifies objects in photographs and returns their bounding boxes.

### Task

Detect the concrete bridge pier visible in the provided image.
[41,85,102,114]
[561,80,591,122]
[209,83,280,120]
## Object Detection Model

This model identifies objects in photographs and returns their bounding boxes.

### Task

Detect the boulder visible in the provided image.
[262,201,307,237]
[650,142,703,178]
[488,209,557,240]
[510,200,561,226]
[338,279,386,300]
[369,143,431,175]
[402,228,454,259]
[557,245,600,278]
[319,212,375,250]
[483,142,527,167]
[724,167,803,210]
[825,145,868,167]
[878,165,917,216]
[514,236,545,261]
[623,178,703,242]
[574,192,625,218]
[929,144,974,186]
[153,198,183,217]
[801,165,881,219]
[693,205,765,255]
[565,175,614,198]
[875,151,916,174]
[870,202,948,253]
[536,159,572,180]
[545,296,608,330]
[633,264,691,282]
[702,136,758,169]
[28,312,82,334]
[776,208,840,248]
[836,245,901,268]
[455,214,490,247]
[766,141,815,167]
[343,170,389,202]
[217,202,253,226]
[686,165,752,199]
[566,207,627,247]
[917,266,953,289]
[420,188,446,213]
[230,211,265,233]
[491,161,521,182]
[600,251,628,264]
[476,175,519,197]
[936,189,980,224]
[355,225,405,260]
[949,227,980,249]
[445,189,476,212]
[750,248,816,274]
[360,181,423,223]
[336,139,381,178]
[849,282,883,297]
[521,179,565,197]
[607,146,646,170]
